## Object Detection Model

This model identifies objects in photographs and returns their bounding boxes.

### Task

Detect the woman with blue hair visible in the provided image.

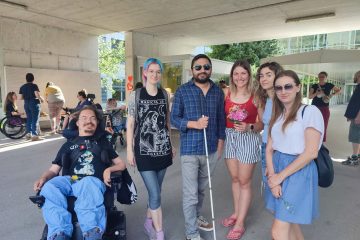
[127,58,174,240]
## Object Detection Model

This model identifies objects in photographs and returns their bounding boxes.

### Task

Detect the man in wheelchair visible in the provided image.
[33,105,126,240]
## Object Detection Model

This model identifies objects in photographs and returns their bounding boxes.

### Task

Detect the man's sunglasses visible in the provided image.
[193,64,212,71]
[274,84,295,92]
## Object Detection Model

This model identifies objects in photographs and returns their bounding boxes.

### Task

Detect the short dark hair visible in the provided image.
[318,71,328,77]
[78,89,87,99]
[135,82,143,90]
[191,54,212,69]
[26,73,34,82]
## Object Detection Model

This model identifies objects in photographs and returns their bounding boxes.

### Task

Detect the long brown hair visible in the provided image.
[229,60,254,95]
[4,92,17,112]
[269,70,303,135]
[255,62,283,109]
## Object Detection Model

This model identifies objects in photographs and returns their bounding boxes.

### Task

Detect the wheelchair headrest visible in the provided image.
[64,110,107,140]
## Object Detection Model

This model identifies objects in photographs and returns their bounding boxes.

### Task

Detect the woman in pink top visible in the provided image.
[222,60,264,240]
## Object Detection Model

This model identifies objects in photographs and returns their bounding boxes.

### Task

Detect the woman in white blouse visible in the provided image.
[266,70,324,239]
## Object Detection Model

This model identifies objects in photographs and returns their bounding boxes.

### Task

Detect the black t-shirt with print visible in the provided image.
[134,88,172,171]
[311,82,335,107]
[52,136,118,180]
[19,83,40,101]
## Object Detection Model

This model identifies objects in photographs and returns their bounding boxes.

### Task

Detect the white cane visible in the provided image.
[202,115,217,240]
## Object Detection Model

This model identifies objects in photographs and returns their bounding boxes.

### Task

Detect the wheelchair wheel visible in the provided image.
[0,117,7,134]
[3,117,27,139]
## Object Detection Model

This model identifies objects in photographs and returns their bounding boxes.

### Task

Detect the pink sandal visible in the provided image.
[221,216,237,227]
[226,227,245,240]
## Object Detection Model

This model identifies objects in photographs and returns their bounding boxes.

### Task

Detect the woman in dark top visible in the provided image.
[342,70,360,165]
[127,58,174,240]
[61,89,91,131]
[309,71,341,142]
[4,91,23,117]
[18,73,44,141]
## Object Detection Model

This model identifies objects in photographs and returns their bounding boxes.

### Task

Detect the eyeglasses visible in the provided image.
[274,84,295,92]
[193,64,212,71]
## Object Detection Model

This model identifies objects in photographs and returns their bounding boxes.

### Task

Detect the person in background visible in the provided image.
[219,80,229,94]
[135,81,144,90]
[18,73,44,141]
[221,60,263,240]
[45,82,65,134]
[127,58,174,240]
[4,91,24,117]
[342,70,360,166]
[309,71,341,142]
[62,89,91,131]
[266,70,324,240]
[171,54,225,240]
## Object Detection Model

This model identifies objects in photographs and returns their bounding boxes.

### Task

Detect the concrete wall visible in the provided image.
[1,17,98,72]
[0,17,100,119]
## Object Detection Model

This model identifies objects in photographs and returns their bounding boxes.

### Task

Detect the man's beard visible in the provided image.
[194,73,210,84]
[83,123,96,134]
[84,129,96,134]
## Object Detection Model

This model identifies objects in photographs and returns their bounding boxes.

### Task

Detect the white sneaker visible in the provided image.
[31,135,44,141]
[197,215,213,232]
[185,236,204,240]
[25,133,32,140]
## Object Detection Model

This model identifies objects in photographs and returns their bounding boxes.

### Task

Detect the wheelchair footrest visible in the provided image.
[104,210,126,240]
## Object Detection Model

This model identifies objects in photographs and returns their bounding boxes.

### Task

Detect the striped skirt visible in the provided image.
[225,128,261,164]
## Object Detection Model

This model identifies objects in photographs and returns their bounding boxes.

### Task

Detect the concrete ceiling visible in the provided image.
[262,49,360,83]
[0,0,359,46]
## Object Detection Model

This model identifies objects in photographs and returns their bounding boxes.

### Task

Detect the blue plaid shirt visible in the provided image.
[171,79,226,156]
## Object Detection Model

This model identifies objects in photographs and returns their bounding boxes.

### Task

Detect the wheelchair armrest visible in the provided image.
[29,194,45,208]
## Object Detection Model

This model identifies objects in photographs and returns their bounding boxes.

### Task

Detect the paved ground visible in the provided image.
[0,105,359,240]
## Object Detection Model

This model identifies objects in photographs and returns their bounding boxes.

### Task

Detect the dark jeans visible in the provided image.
[24,99,40,135]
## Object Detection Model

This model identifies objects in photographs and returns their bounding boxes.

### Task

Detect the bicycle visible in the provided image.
[0,116,27,139]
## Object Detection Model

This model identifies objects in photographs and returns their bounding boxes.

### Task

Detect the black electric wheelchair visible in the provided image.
[29,111,127,240]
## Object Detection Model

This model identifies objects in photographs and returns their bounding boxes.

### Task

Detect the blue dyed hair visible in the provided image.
[142,58,163,84]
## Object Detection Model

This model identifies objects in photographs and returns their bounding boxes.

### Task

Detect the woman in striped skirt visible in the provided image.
[222,60,264,240]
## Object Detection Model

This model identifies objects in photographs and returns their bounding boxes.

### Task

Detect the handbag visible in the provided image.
[302,105,334,188]
[315,144,334,188]
[117,168,138,204]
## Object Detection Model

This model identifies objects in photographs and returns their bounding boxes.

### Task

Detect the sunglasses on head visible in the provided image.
[193,64,212,71]
[274,84,295,92]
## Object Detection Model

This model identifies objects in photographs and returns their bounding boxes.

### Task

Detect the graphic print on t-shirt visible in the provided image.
[138,98,171,156]
[74,150,95,175]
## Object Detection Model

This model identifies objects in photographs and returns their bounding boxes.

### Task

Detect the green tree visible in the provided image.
[98,37,125,91]
[208,40,280,66]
